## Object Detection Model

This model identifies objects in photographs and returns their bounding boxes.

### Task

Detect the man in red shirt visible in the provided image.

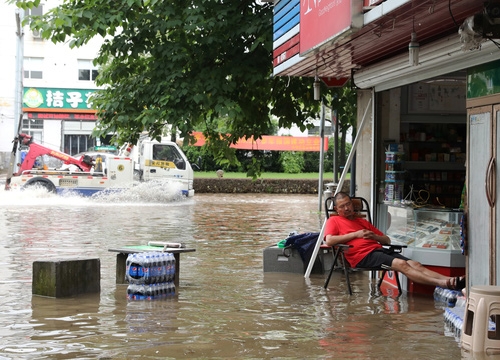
[324,192,465,290]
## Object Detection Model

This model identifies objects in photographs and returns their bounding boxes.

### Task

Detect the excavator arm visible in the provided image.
[15,133,93,175]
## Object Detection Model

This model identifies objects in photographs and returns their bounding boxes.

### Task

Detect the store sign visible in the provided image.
[273,0,300,75]
[192,132,328,152]
[273,34,300,68]
[23,87,97,113]
[27,112,97,120]
[94,145,117,151]
[467,59,500,99]
[299,0,363,55]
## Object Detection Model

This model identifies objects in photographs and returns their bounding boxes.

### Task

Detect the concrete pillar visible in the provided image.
[355,89,375,201]
[32,258,100,298]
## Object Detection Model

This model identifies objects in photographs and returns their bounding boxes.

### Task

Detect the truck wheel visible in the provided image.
[24,178,57,193]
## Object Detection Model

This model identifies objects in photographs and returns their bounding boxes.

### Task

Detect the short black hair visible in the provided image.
[333,191,351,204]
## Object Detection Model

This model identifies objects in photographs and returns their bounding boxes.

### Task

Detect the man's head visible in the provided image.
[333,192,354,219]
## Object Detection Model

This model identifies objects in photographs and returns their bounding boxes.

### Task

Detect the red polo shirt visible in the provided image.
[324,216,383,267]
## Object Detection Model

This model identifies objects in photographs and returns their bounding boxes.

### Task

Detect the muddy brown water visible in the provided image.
[0,184,471,359]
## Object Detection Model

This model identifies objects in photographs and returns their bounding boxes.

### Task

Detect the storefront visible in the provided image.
[272,0,500,291]
[371,78,467,294]
[21,87,110,155]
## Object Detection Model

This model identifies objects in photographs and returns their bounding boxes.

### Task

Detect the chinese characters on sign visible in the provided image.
[23,87,97,112]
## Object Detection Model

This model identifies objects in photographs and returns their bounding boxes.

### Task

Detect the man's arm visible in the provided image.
[325,229,391,246]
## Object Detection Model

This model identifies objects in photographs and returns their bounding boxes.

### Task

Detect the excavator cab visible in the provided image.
[82,155,94,167]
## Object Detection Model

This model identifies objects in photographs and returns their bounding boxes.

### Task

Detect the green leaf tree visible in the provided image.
[17,0,322,177]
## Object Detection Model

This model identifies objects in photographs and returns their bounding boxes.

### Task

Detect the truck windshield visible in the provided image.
[152,144,185,170]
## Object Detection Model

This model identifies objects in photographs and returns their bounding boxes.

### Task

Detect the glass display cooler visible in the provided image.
[379,205,466,294]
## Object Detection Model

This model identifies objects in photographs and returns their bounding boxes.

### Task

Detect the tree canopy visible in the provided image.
[16,0,356,176]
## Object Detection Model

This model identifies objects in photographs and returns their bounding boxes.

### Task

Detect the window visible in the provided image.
[24,57,43,79]
[28,5,43,16]
[22,118,43,143]
[78,60,99,81]
[27,5,43,39]
[64,135,96,155]
[152,144,185,169]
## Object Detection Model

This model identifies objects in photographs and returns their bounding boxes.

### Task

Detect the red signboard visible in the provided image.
[273,34,300,67]
[300,0,352,55]
[321,76,350,87]
[192,132,328,152]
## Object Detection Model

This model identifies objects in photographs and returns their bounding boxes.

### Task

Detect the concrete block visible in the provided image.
[263,245,332,274]
[32,258,100,298]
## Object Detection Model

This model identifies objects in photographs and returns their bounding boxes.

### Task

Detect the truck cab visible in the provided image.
[135,139,194,197]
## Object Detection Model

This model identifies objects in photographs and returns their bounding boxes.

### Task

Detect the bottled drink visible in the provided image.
[433,286,442,301]
[155,253,163,283]
[136,253,144,283]
[150,255,158,284]
[137,284,146,300]
[126,253,138,281]
[170,253,176,282]
[165,254,171,282]
[446,290,458,307]
[127,284,135,300]
[160,253,167,283]
[146,284,154,301]
[159,283,166,299]
[143,255,151,284]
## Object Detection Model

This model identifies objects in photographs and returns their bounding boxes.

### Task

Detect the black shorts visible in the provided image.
[356,247,410,269]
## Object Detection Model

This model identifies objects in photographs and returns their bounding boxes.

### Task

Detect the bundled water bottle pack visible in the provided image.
[126,252,176,300]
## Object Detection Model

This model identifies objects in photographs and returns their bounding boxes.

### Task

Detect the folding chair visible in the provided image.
[322,196,406,295]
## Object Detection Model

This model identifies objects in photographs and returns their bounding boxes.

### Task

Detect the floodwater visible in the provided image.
[0,183,474,359]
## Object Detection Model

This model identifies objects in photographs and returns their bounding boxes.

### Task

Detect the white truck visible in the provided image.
[5,133,195,197]
[119,136,195,197]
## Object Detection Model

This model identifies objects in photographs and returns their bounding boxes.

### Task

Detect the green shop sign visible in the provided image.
[23,87,97,111]
[467,60,500,99]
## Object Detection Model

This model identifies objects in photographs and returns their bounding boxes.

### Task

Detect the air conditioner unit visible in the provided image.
[32,30,42,39]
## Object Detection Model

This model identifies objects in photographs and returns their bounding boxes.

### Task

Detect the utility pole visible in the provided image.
[6,9,25,183]
[14,9,24,137]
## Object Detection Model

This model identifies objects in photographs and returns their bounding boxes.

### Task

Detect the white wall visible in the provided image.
[0,6,19,155]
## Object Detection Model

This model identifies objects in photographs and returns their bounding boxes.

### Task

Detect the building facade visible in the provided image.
[0,0,104,171]
[271,0,500,290]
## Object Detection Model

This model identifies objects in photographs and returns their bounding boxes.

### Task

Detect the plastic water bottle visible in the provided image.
[433,286,443,301]
[127,284,135,300]
[161,253,167,283]
[156,253,162,283]
[136,254,144,283]
[146,284,154,301]
[143,255,152,284]
[170,253,176,282]
[126,254,137,281]
[165,254,172,282]
[150,255,158,284]
[133,284,146,300]
[446,290,458,307]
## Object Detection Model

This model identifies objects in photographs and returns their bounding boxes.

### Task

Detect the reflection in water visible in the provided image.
[0,188,471,359]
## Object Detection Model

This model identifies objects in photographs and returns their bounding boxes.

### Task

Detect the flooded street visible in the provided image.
[0,185,468,359]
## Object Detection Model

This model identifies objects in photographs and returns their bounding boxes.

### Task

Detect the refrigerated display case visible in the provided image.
[385,205,465,268]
